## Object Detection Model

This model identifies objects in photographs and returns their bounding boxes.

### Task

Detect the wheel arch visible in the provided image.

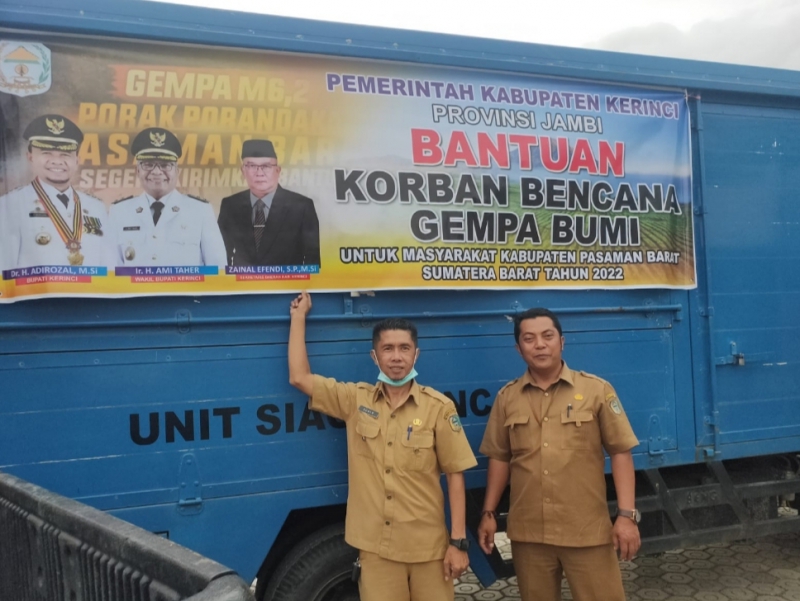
[254,502,348,600]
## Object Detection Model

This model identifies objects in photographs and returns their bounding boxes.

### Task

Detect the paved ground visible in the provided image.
[455,531,800,601]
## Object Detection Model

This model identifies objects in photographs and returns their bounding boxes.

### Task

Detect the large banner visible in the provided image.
[0,34,694,302]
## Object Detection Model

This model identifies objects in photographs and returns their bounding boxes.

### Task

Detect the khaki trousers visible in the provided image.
[358,550,454,601]
[511,541,626,601]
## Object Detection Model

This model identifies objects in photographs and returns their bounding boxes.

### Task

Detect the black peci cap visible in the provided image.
[23,114,83,152]
[131,128,182,161]
[242,139,277,160]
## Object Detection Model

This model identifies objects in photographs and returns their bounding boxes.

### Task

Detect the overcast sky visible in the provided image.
[151,0,800,71]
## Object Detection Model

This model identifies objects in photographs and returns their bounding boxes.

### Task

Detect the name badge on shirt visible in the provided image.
[123,226,141,231]
[358,405,379,419]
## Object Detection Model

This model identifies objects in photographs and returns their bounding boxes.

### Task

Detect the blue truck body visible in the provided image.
[1,1,800,598]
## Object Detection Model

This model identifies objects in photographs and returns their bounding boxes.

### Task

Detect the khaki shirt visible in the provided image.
[311,375,478,563]
[479,363,638,547]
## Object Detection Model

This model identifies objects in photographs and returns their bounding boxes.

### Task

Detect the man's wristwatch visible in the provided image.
[449,538,470,551]
[616,508,641,524]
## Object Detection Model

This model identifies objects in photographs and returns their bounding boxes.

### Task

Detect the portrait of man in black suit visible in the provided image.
[217,139,320,267]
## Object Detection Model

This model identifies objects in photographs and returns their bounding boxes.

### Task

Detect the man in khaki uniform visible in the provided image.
[288,291,477,601]
[478,307,640,601]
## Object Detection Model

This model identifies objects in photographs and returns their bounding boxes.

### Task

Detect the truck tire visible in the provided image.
[263,523,359,601]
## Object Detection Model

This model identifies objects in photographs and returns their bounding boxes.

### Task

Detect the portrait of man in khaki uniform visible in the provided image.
[288,291,477,601]
[478,307,640,601]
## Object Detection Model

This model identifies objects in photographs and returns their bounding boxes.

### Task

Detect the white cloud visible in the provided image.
[149,0,800,70]
[589,0,800,70]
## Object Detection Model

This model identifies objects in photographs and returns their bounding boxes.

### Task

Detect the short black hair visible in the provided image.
[513,308,563,343]
[372,318,418,348]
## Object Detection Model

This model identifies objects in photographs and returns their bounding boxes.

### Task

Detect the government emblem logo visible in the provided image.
[150,131,166,147]
[0,41,51,97]
[46,117,65,135]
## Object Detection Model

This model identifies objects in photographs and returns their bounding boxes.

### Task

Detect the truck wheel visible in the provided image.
[263,523,359,601]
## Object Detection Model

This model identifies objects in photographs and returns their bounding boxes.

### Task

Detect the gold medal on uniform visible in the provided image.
[124,246,136,261]
[66,240,84,266]
[31,179,84,266]
[35,232,51,245]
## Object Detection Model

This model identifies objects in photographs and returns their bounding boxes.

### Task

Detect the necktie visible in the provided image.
[152,201,164,225]
[56,193,70,208]
[254,199,266,250]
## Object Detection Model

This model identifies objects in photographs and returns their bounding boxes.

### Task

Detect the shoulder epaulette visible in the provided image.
[187,194,209,203]
[419,386,453,405]
[1,184,29,198]
[497,377,521,394]
[578,370,604,382]
[578,370,612,386]
[113,195,134,204]
[76,189,103,201]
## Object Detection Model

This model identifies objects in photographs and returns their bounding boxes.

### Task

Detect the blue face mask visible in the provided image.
[377,368,418,387]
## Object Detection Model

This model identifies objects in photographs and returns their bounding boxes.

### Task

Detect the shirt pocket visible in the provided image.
[170,222,201,247]
[29,220,59,245]
[504,414,533,452]
[399,430,435,472]
[118,230,145,261]
[560,410,595,450]
[119,228,145,247]
[355,420,381,458]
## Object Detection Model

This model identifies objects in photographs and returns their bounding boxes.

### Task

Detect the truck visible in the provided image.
[1,1,799,600]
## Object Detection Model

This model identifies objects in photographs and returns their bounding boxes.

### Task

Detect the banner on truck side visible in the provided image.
[0,34,695,302]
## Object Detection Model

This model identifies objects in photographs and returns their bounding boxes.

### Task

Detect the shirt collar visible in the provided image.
[250,189,276,209]
[145,189,174,207]
[372,379,421,406]
[520,361,574,390]
[37,179,73,201]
